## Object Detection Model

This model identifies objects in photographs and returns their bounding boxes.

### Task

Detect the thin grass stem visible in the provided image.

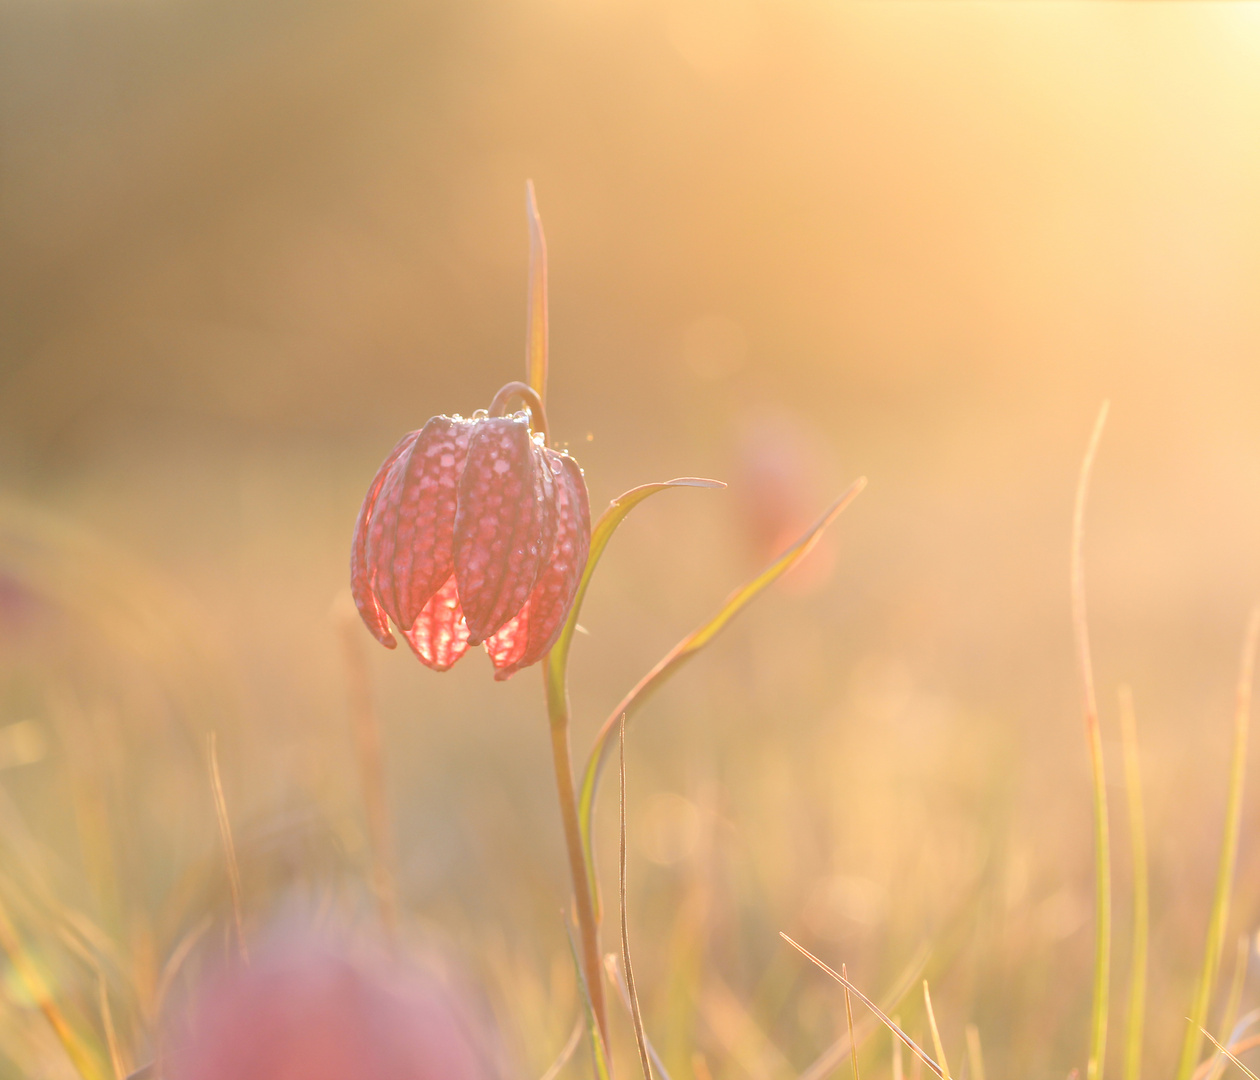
[207,733,248,965]
[965,1024,985,1080]
[923,982,951,1080]
[1118,685,1148,1080]
[547,670,610,1053]
[538,1018,584,1080]
[1177,608,1260,1080]
[0,893,104,1080]
[1072,401,1111,1080]
[620,719,654,1080]
[779,933,945,1080]
[96,970,125,1080]
[525,180,548,404]
[843,965,861,1080]
[1199,1027,1260,1080]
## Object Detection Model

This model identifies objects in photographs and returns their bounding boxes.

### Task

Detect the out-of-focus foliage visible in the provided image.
[4,2,1260,1078]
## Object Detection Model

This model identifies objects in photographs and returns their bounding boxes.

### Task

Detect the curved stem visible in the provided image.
[489,380,549,444]
[1073,401,1111,1080]
[545,666,609,1050]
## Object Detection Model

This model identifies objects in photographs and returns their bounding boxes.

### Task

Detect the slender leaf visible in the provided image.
[547,478,727,713]
[923,982,951,1080]
[565,919,613,1080]
[578,478,867,918]
[1118,685,1148,1080]
[1177,608,1260,1080]
[525,181,549,404]
[619,720,653,1080]
[780,933,944,1080]
[1072,402,1111,1080]
[0,895,106,1080]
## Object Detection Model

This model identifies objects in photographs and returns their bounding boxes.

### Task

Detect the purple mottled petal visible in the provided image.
[402,574,471,671]
[350,430,419,648]
[371,416,473,635]
[453,418,555,645]
[487,451,590,680]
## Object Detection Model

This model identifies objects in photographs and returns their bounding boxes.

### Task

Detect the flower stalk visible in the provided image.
[545,647,611,1050]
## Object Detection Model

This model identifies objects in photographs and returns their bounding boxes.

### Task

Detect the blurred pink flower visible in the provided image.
[163,936,492,1080]
[351,408,589,679]
[733,411,835,592]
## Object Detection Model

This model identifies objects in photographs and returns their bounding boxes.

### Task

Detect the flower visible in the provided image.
[351,387,590,680]
[162,932,491,1080]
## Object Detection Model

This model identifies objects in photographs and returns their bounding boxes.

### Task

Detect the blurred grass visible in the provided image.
[5,2,1260,1079]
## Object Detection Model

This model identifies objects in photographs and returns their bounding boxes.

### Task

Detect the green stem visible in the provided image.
[545,665,610,1052]
[1175,608,1260,1080]
[1085,709,1113,1080]
[1118,686,1147,1080]
[1072,402,1111,1080]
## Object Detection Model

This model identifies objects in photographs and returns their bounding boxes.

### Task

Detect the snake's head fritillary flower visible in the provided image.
[163,932,491,1080]
[351,382,590,680]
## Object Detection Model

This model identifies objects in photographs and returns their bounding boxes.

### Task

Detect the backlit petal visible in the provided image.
[350,430,419,647]
[453,418,556,644]
[375,416,474,631]
[402,574,471,671]
[487,451,590,680]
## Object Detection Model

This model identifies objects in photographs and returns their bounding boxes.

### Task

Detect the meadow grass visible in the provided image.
[1,408,1259,1080]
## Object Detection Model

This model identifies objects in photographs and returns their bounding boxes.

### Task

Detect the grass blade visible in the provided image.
[1176,607,1260,1080]
[1118,685,1148,1080]
[565,917,614,1080]
[547,478,727,707]
[0,893,105,1080]
[579,479,866,918]
[620,719,654,1080]
[545,477,725,920]
[796,943,931,1080]
[207,733,248,965]
[780,932,945,1080]
[965,1024,985,1080]
[96,969,125,1080]
[1198,1027,1260,1080]
[539,1018,584,1080]
[843,964,861,1080]
[1203,938,1252,1080]
[605,955,676,1080]
[923,982,951,1080]
[1072,401,1111,1080]
[525,180,548,404]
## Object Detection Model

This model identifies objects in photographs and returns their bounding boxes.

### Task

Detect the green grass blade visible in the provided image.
[779,933,945,1080]
[547,477,727,697]
[578,478,866,919]
[922,981,951,1080]
[619,720,654,1080]
[1118,686,1148,1080]
[544,477,725,911]
[1072,402,1111,1080]
[1176,608,1260,1080]
[565,918,614,1080]
[0,894,106,1080]
[1204,937,1252,1080]
[1199,1027,1260,1080]
[525,180,549,404]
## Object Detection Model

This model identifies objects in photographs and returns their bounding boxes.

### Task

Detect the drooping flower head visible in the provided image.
[351,382,590,680]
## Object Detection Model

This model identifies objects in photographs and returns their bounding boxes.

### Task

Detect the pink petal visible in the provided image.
[402,574,471,671]
[487,451,590,680]
[373,416,474,633]
[453,418,556,645]
[350,431,419,648]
